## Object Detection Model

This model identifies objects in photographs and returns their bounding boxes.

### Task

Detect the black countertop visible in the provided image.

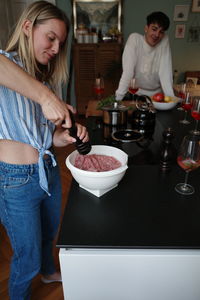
[57,108,200,249]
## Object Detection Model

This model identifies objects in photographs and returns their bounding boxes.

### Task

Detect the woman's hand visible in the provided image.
[75,123,89,143]
[41,97,75,128]
[53,123,89,148]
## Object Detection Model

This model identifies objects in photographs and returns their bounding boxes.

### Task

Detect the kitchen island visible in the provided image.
[57,107,200,300]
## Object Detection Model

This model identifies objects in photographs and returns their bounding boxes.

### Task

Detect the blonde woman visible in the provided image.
[0,1,89,299]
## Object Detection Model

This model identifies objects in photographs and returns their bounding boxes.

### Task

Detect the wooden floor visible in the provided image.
[0,143,76,300]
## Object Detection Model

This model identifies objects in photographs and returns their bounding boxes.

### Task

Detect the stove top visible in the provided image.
[87,117,160,166]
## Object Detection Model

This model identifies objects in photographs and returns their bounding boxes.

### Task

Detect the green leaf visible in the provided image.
[96,95,122,110]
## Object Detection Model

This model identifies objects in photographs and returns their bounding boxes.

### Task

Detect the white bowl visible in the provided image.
[66,145,128,197]
[152,96,181,111]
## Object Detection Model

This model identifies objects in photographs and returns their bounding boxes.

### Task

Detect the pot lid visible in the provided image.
[101,101,128,112]
[111,129,143,143]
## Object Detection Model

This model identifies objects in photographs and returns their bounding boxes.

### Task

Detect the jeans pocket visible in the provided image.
[4,173,30,189]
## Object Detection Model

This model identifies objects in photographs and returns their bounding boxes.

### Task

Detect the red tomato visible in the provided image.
[152,93,164,102]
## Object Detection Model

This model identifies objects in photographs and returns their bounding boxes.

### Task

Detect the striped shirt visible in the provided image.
[0,50,56,195]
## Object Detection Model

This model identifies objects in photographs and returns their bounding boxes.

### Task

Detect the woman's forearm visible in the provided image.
[0,54,52,105]
[0,54,72,127]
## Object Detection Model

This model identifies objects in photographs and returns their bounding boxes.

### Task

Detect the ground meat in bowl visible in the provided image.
[74,154,122,172]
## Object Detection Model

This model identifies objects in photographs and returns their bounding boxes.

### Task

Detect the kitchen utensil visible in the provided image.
[111,129,143,143]
[101,101,128,126]
[68,110,91,155]
[111,129,146,158]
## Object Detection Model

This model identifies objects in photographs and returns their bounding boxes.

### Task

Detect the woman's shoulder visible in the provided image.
[0,50,21,65]
[0,50,16,59]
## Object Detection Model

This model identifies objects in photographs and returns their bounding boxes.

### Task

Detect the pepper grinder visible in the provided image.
[160,127,175,172]
[68,110,91,155]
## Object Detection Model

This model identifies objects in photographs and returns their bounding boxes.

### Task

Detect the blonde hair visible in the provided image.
[6,0,70,89]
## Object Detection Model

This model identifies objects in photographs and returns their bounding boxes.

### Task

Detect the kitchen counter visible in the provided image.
[58,163,200,249]
[57,107,200,300]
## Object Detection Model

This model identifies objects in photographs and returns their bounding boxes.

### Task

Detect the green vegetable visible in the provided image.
[96,95,122,110]
[126,105,136,111]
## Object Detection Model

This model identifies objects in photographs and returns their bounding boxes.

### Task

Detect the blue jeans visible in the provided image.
[0,157,62,300]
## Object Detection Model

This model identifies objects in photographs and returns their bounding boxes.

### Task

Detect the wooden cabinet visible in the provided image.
[73,43,122,115]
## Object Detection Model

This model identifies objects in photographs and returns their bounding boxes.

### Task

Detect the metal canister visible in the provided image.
[92,33,98,43]
[77,34,84,43]
[101,102,128,126]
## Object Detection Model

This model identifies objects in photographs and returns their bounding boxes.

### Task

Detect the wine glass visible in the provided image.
[179,92,192,124]
[177,83,186,111]
[191,98,200,135]
[128,78,139,95]
[94,76,104,100]
[175,134,200,195]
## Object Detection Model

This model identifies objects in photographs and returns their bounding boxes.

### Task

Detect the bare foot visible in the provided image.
[41,271,62,283]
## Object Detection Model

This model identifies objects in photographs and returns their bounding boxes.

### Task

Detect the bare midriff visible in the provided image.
[0,140,40,164]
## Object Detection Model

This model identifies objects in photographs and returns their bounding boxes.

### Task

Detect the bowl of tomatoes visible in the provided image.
[151,93,181,111]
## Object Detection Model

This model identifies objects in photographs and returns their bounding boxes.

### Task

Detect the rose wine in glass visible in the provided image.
[128,78,139,95]
[175,134,200,195]
[191,98,200,135]
[177,83,186,111]
[179,92,191,124]
[94,75,104,100]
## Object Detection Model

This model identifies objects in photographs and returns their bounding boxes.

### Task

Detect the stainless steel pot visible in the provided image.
[101,102,128,126]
